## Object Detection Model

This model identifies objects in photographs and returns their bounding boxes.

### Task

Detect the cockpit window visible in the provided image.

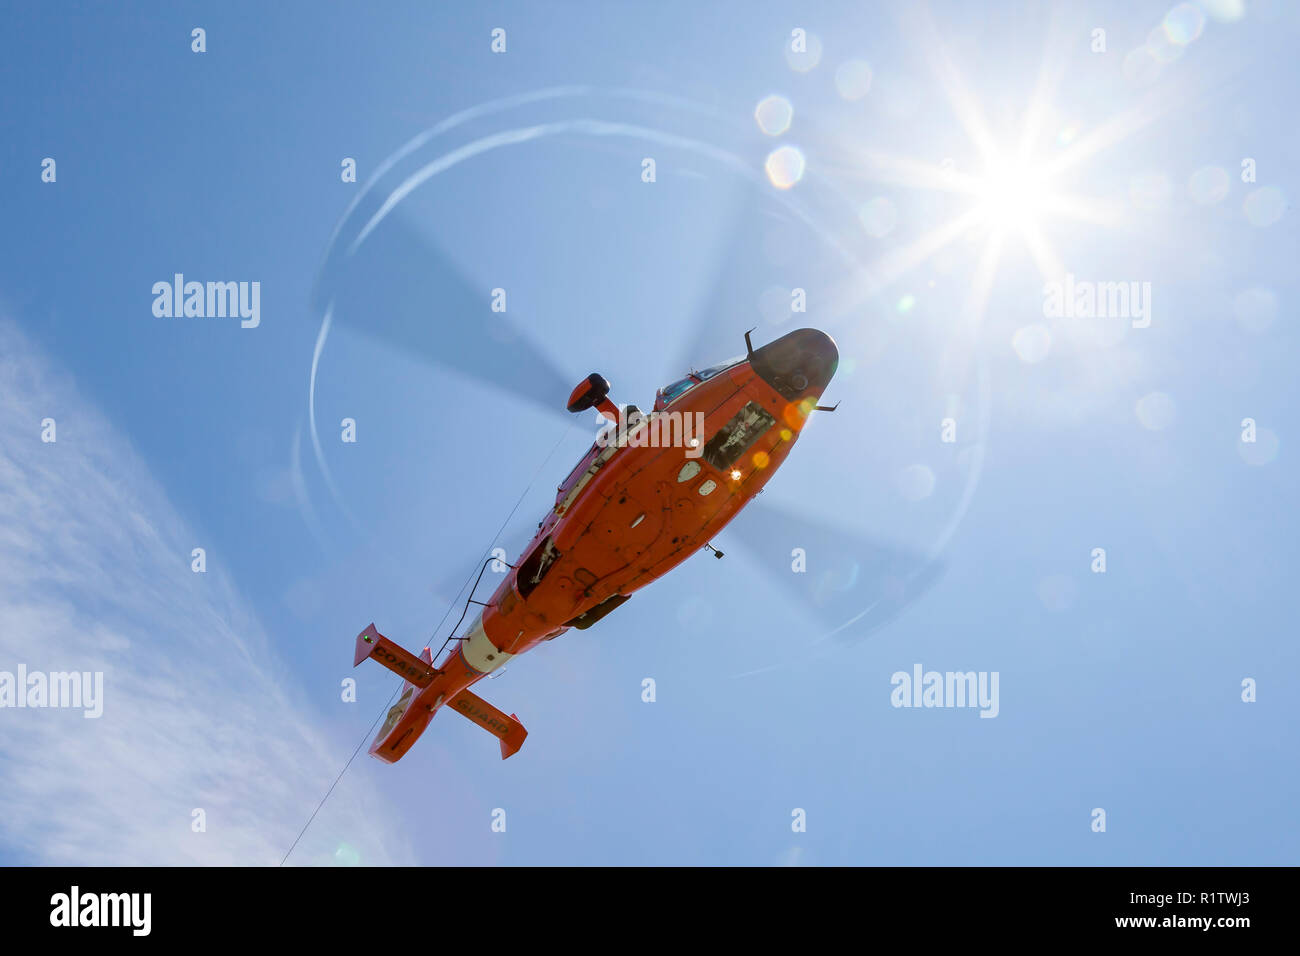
[657,357,743,408]
[694,356,743,381]
[659,376,697,403]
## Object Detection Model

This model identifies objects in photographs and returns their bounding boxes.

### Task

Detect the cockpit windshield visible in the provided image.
[695,356,743,380]
[660,376,697,403]
[656,356,744,408]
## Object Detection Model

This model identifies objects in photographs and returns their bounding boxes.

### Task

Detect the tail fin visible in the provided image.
[448,688,529,759]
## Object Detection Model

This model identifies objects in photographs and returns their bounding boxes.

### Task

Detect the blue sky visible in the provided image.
[1,0,1296,865]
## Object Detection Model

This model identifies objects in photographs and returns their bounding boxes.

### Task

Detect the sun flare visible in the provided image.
[972,157,1050,232]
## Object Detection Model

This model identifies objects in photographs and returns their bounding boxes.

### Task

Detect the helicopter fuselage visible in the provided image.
[360,328,838,761]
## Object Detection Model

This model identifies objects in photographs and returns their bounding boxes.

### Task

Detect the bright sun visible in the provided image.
[973,157,1049,231]
[825,15,1137,311]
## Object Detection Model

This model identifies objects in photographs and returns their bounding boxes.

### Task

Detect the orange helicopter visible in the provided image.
[354,327,839,762]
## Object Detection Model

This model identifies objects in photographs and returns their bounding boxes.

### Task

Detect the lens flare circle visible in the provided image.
[765,145,806,189]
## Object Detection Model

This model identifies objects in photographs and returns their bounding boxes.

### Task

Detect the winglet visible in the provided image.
[500,715,526,760]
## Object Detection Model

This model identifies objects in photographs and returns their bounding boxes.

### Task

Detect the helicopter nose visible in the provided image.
[748,328,839,400]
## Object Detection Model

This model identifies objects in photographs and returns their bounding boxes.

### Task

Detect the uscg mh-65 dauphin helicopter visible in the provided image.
[354,327,839,762]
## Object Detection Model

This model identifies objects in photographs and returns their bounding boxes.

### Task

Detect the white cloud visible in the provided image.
[0,320,410,865]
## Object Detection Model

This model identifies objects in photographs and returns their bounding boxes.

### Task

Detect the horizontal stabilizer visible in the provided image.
[448,688,528,759]
[354,623,436,688]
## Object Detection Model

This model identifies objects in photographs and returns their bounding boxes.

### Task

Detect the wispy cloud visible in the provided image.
[0,320,408,865]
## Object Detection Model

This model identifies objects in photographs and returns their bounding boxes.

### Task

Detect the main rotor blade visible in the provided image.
[669,185,806,376]
[725,496,944,642]
[314,207,573,417]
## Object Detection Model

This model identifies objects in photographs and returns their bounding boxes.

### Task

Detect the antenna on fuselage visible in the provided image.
[743,327,757,358]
